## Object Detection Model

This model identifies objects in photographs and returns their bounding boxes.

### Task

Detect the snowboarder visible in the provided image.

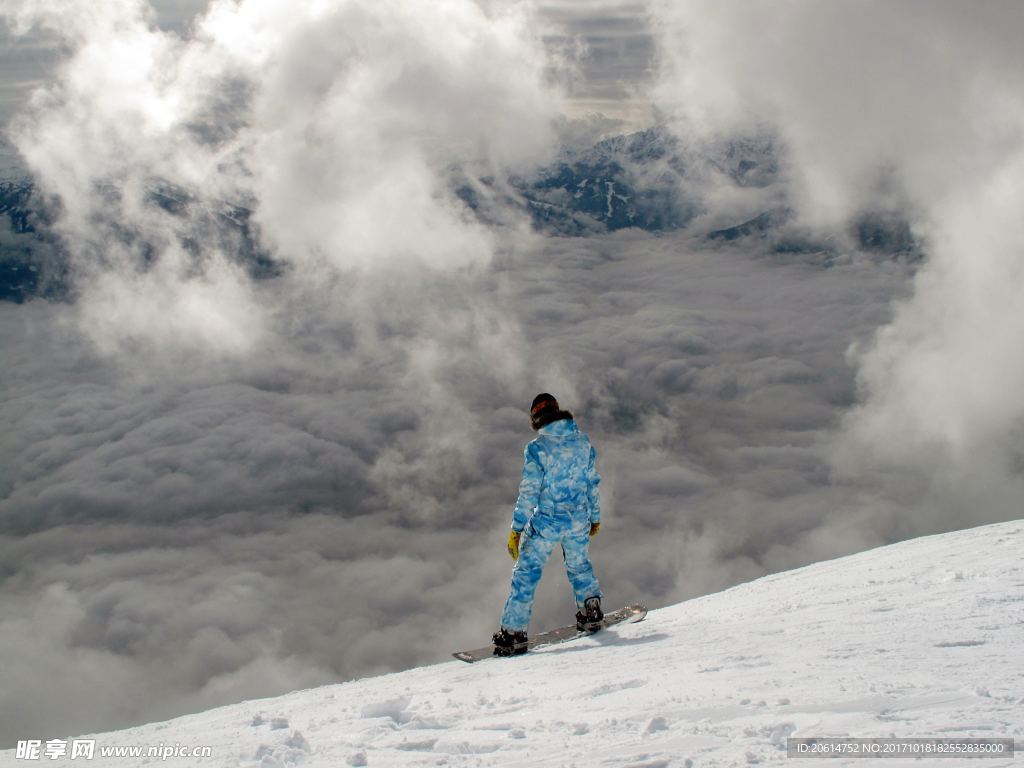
[493,393,604,656]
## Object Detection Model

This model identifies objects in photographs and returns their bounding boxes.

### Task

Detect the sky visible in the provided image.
[0,0,656,131]
[2,0,1024,746]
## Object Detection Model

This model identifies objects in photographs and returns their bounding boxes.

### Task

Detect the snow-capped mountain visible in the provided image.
[4,520,1018,768]
[458,127,778,237]
[508,126,710,234]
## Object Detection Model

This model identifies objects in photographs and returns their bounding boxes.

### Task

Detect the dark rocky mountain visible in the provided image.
[0,178,279,303]
[472,126,778,236]
[0,127,917,304]
[0,180,67,302]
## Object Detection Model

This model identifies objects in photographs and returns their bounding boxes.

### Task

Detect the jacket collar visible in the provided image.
[539,418,577,437]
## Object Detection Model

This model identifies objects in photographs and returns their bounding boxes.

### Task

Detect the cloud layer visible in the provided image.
[0,224,912,741]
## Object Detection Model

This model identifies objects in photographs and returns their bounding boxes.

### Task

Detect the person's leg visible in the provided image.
[500,531,557,631]
[562,531,602,608]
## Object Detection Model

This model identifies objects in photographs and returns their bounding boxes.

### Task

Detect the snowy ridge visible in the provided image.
[3,520,1021,767]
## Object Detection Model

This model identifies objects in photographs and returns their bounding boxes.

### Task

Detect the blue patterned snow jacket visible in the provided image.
[510,418,601,538]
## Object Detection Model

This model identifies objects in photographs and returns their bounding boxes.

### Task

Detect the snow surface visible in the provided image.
[3,520,1021,767]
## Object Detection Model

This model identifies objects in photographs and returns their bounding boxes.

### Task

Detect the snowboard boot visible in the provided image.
[492,628,528,657]
[576,596,604,632]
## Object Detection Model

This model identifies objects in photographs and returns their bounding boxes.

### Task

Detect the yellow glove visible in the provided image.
[507,530,522,560]
[589,522,601,537]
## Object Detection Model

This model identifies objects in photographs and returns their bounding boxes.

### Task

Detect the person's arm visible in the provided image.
[587,444,601,526]
[511,443,543,532]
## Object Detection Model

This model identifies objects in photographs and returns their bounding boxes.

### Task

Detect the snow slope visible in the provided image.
[3,520,1021,768]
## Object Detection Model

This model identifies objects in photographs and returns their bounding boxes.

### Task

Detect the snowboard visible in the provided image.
[452,603,647,663]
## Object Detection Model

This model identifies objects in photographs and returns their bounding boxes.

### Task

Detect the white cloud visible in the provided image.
[650,0,1024,522]
[3,0,565,358]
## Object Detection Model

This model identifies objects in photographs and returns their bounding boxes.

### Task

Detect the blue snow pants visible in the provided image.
[500,525,602,632]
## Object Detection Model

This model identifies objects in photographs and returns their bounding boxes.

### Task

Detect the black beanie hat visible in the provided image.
[530,393,570,431]
[531,393,558,414]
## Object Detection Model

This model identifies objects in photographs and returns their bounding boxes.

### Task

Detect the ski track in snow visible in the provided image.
[3,521,1022,767]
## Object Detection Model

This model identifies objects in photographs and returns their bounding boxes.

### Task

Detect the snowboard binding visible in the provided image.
[455,604,646,663]
[492,628,528,657]
[575,596,604,632]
